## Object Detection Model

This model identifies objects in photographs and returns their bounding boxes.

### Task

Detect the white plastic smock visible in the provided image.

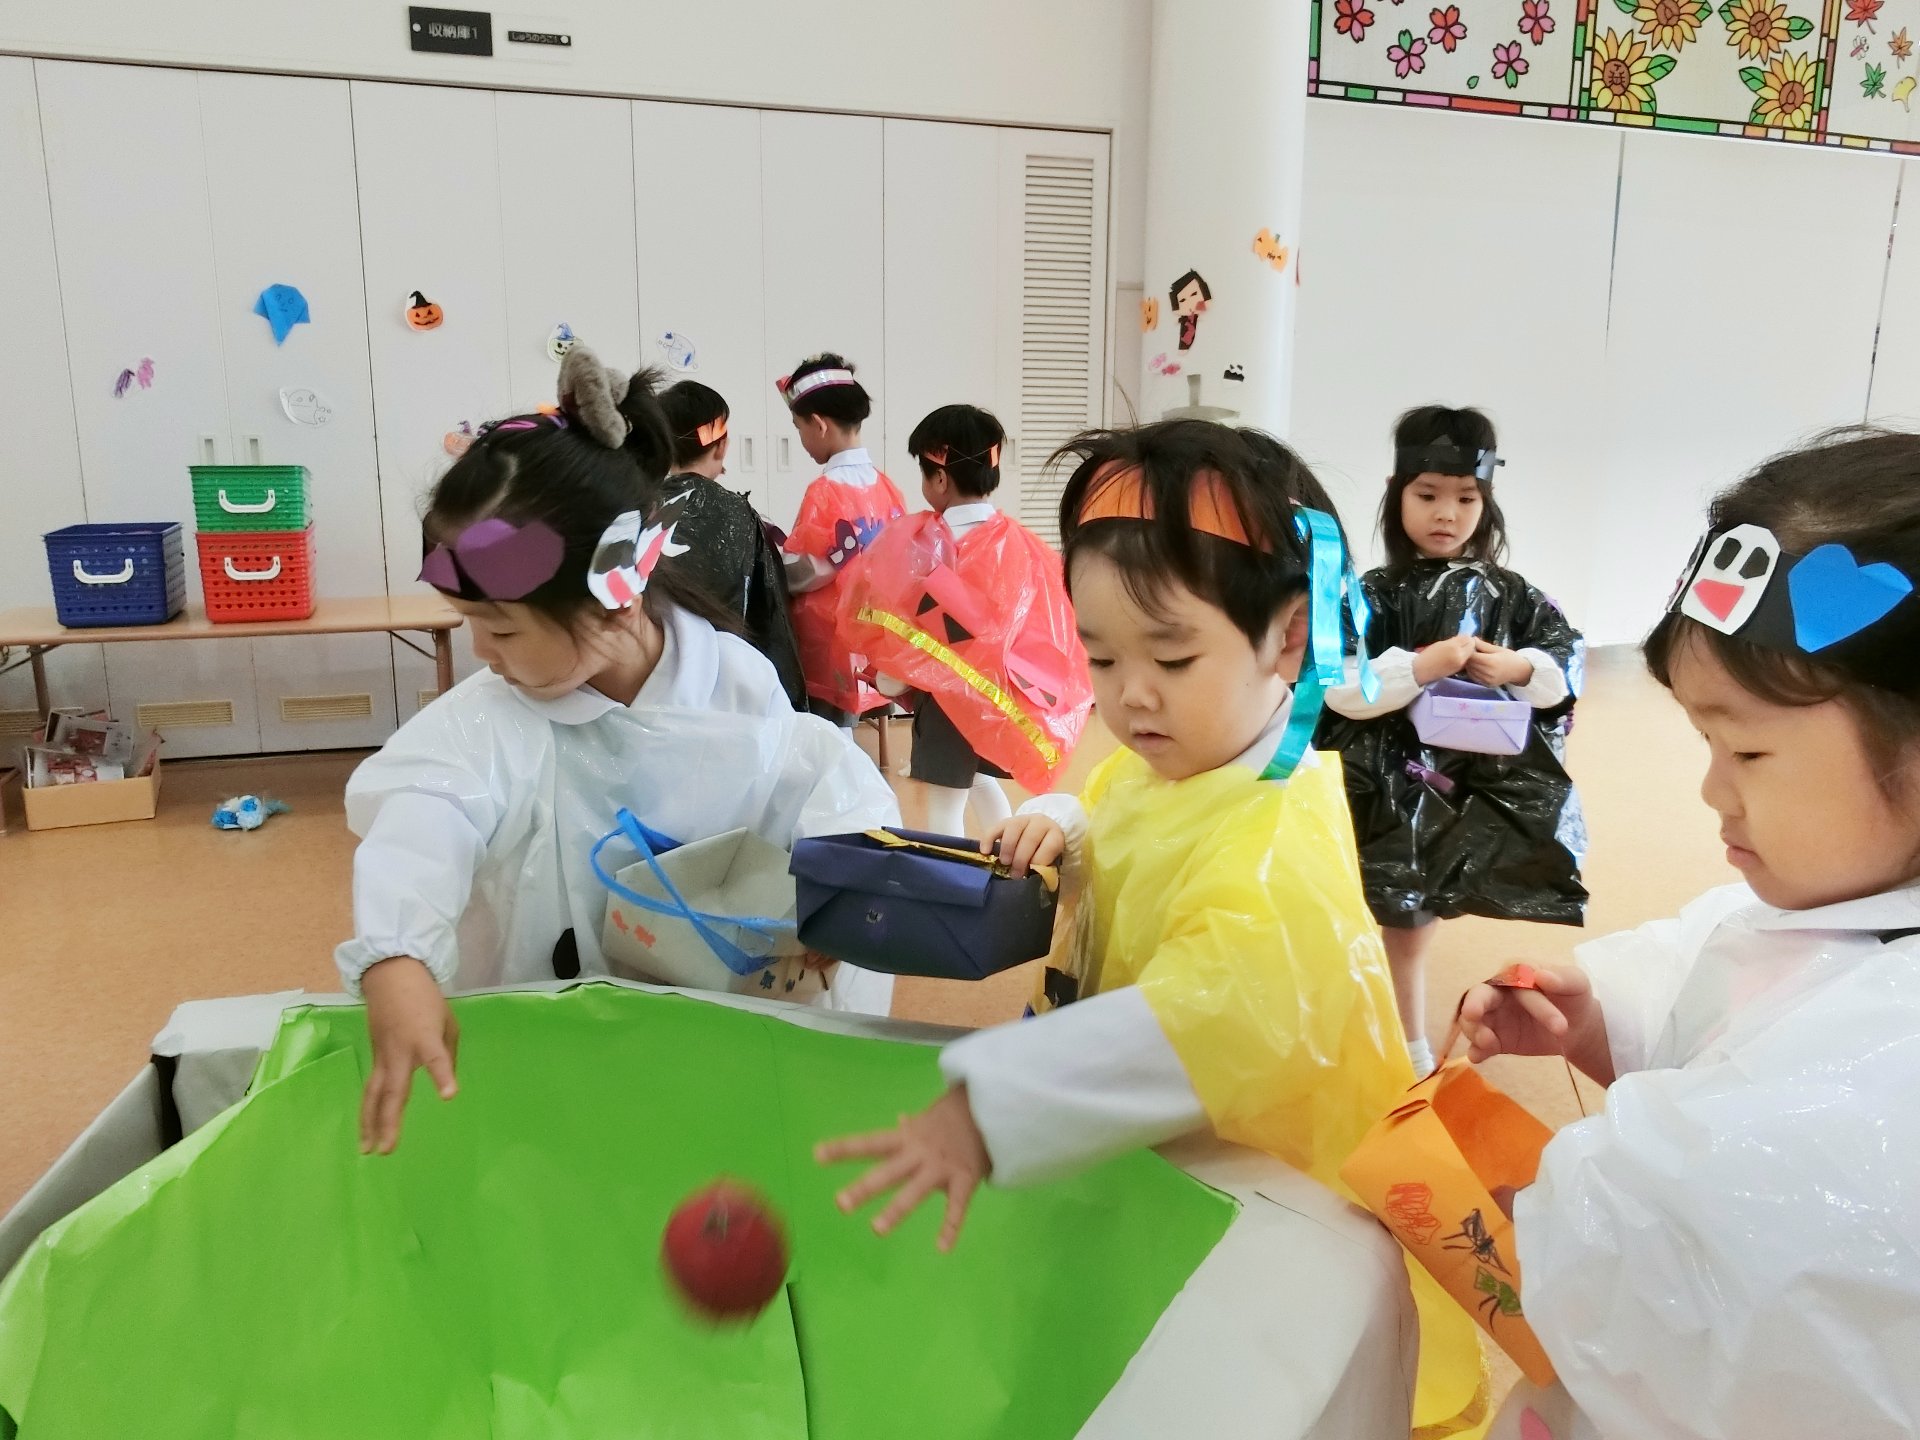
[335,605,899,1014]
[1492,881,1920,1440]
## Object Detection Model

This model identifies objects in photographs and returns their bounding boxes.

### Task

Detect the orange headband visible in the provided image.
[694,415,728,448]
[1075,461,1267,550]
[922,442,1002,470]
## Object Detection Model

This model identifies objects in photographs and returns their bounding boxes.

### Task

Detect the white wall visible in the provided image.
[0,0,1153,380]
[1293,99,1910,648]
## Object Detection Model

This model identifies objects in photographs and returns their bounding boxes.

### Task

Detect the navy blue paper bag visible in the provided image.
[789,829,1059,980]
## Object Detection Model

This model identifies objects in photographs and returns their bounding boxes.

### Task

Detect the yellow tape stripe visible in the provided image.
[857,605,1061,769]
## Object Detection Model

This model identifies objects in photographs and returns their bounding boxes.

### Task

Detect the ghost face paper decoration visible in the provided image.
[1679,524,1781,635]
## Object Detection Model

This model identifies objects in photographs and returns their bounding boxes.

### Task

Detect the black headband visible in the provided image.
[1670,523,1919,693]
[1394,441,1503,482]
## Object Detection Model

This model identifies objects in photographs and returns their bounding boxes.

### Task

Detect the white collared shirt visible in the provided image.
[940,500,998,544]
[820,446,881,488]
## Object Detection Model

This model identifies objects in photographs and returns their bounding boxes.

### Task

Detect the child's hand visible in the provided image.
[815,1086,991,1251]
[1413,633,1479,684]
[1464,640,1536,688]
[359,957,459,1155]
[983,814,1065,878]
[1458,964,1614,1084]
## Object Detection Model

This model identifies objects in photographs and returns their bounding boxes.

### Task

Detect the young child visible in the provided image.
[840,403,1091,834]
[337,347,900,1155]
[648,378,807,709]
[776,353,907,724]
[1321,405,1587,1077]
[1462,430,1920,1440]
[818,419,1482,1433]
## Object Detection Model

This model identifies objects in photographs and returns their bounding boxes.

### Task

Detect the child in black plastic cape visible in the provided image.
[645,378,808,710]
[1318,406,1588,1078]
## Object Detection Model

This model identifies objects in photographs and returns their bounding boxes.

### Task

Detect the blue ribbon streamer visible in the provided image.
[589,809,794,977]
[1262,508,1378,781]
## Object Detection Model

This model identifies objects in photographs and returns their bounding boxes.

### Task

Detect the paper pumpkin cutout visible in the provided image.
[405,291,445,331]
[1787,543,1914,652]
[548,322,576,362]
[1251,228,1290,272]
[1140,296,1159,332]
[1223,364,1245,382]
[1679,524,1779,635]
[443,422,475,458]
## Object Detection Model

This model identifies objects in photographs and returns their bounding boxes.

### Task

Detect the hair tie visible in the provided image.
[557,344,633,450]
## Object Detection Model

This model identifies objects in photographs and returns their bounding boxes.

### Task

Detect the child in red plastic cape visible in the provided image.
[776,353,907,724]
[838,405,1093,830]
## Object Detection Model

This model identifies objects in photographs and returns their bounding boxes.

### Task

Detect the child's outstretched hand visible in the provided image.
[815,1086,991,1252]
[983,814,1065,878]
[1458,964,1614,1085]
[360,956,460,1155]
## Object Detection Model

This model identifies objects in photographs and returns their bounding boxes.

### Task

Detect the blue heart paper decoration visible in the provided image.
[1787,543,1913,652]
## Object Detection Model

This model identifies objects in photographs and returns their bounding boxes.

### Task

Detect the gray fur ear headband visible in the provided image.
[557,344,633,449]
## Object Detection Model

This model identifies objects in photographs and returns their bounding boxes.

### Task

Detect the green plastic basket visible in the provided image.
[189,465,310,532]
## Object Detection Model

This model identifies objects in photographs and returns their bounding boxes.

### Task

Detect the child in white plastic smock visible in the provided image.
[818,420,1483,1435]
[1460,430,1920,1439]
[337,348,899,1155]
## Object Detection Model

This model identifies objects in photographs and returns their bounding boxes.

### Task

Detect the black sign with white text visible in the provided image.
[408,7,493,55]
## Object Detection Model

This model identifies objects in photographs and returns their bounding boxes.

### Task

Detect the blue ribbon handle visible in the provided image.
[589,809,793,977]
[1263,508,1376,781]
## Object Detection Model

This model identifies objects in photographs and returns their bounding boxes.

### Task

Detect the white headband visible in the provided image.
[781,368,857,405]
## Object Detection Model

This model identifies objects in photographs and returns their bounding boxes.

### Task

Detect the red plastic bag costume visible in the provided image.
[837,510,1092,793]
[784,472,908,714]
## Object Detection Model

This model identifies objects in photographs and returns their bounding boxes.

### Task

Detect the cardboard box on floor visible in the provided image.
[22,761,163,832]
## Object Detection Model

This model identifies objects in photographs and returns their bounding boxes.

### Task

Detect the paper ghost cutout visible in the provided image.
[253,285,311,345]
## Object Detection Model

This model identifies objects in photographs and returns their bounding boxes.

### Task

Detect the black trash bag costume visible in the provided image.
[651,473,808,710]
[1316,559,1589,928]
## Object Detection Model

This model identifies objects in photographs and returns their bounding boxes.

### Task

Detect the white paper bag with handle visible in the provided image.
[591,812,819,999]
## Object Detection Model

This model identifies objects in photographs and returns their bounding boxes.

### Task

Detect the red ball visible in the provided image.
[662,1182,790,1321]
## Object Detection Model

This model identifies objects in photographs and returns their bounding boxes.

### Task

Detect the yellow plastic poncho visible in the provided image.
[1036,745,1487,1436]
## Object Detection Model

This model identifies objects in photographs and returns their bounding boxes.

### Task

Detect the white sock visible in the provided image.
[1407,1037,1436,1079]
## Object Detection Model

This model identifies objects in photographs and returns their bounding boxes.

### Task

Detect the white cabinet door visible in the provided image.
[632,101,771,514]
[497,91,641,407]
[996,127,1111,543]
[881,119,1003,512]
[199,69,397,752]
[353,80,513,717]
[37,59,263,756]
[0,57,108,747]
[760,111,886,530]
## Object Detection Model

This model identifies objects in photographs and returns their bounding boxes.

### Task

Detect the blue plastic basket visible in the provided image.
[44,523,187,628]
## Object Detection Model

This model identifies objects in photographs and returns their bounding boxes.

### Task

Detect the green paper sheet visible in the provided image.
[0,987,1234,1438]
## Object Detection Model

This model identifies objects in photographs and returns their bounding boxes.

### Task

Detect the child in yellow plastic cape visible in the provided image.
[817,420,1486,1436]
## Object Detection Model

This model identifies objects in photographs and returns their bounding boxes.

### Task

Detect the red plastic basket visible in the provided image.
[196,527,316,622]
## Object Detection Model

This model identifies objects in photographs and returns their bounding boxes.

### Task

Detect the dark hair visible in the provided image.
[1379,405,1509,570]
[909,404,1006,498]
[425,380,736,634]
[1645,428,1920,793]
[1168,269,1211,308]
[784,352,871,427]
[1239,426,1348,548]
[1055,420,1313,648]
[656,380,731,470]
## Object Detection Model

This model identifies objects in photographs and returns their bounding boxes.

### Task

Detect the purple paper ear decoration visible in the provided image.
[420,517,568,601]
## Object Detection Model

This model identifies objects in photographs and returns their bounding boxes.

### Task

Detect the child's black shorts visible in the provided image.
[909,695,1010,789]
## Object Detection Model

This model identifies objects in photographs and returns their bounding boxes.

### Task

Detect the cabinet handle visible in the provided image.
[223,556,283,582]
[73,558,134,586]
[218,489,277,514]
[743,436,755,470]
[780,437,791,471]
